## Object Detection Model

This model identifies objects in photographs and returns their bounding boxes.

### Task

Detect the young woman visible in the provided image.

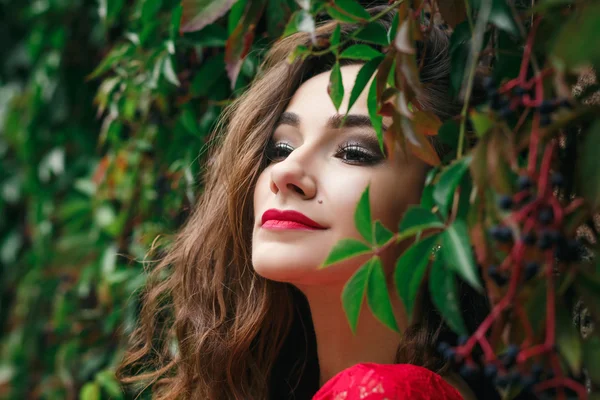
[119,7,497,400]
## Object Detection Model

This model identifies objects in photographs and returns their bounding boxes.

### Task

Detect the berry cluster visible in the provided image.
[434,18,590,398]
[437,339,566,398]
[483,76,573,128]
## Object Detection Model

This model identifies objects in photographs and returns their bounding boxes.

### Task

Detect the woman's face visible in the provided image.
[252,64,428,287]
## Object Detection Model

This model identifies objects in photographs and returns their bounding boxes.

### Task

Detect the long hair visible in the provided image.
[117,7,488,399]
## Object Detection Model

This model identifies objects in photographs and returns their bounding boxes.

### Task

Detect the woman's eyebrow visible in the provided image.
[275,111,388,131]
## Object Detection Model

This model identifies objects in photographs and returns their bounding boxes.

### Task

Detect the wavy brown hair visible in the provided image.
[118,7,490,400]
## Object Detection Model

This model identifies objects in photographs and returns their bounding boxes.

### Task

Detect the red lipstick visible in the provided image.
[261,209,326,230]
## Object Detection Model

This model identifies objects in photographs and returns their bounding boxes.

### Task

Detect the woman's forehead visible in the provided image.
[283,64,392,131]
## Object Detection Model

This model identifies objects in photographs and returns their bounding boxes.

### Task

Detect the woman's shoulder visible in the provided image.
[312,362,464,400]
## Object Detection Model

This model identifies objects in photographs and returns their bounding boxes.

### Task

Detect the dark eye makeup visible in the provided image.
[265,138,384,166]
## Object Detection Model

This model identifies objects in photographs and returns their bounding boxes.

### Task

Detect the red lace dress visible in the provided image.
[312,363,464,400]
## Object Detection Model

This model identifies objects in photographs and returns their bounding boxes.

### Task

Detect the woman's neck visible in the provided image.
[296,281,407,387]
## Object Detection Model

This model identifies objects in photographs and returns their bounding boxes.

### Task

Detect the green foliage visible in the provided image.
[0,0,295,397]
[394,234,440,319]
[4,0,600,398]
[429,255,468,336]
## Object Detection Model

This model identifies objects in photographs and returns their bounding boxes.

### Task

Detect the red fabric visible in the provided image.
[312,363,464,400]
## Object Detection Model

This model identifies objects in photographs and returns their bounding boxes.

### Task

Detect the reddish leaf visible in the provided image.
[224,0,267,88]
[413,110,442,136]
[404,119,441,166]
[180,0,238,33]
[436,0,468,28]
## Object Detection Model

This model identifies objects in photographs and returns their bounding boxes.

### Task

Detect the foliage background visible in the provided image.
[0,0,299,398]
[2,0,600,399]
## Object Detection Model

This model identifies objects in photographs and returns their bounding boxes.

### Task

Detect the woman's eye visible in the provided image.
[336,144,380,165]
[265,141,381,165]
[266,142,293,162]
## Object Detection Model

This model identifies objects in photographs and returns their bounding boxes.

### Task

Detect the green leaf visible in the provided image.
[321,238,372,268]
[583,336,600,385]
[488,0,520,37]
[367,257,399,332]
[180,0,238,33]
[228,0,247,34]
[367,76,384,154]
[339,44,382,61]
[442,220,482,292]
[80,382,100,400]
[183,24,228,46]
[438,120,460,151]
[326,0,370,22]
[266,0,294,37]
[355,22,389,46]
[373,220,393,247]
[330,23,341,47]
[190,54,226,96]
[328,61,344,111]
[142,0,162,23]
[471,0,520,36]
[162,56,180,87]
[556,300,582,374]
[346,55,383,116]
[395,234,440,319]
[552,3,600,70]
[449,21,471,96]
[170,5,183,39]
[342,258,372,333]
[398,206,445,240]
[469,110,493,138]
[579,120,600,210]
[429,255,468,335]
[421,184,435,211]
[95,370,123,399]
[354,185,372,243]
[433,155,472,217]
[494,30,521,82]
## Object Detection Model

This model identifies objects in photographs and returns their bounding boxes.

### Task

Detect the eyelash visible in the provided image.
[265,140,381,165]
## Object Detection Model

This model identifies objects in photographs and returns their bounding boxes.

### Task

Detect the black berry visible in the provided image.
[531,363,544,380]
[537,206,554,225]
[521,374,536,391]
[550,173,564,188]
[489,265,508,286]
[502,344,519,368]
[490,225,513,242]
[524,261,539,281]
[499,106,513,119]
[555,238,582,262]
[495,373,509,388]
[498,195,513,210]
[437,341,450,354]
[539,100,557,114]
[517,175,533,191]
[459,364,478,379]
[513,86,527,97]
[540,114,552,127]
[483,77,495,91]
[560,98,573,109]
[484,364,498,378]
[522,231,536,246]
[457,335,469,346]
[443,347,456,361]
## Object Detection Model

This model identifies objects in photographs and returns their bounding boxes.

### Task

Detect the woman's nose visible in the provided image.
[269,153,317,200]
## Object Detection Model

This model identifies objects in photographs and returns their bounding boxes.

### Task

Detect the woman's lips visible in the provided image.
[261,220,320,230]
[261,209,326,230]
